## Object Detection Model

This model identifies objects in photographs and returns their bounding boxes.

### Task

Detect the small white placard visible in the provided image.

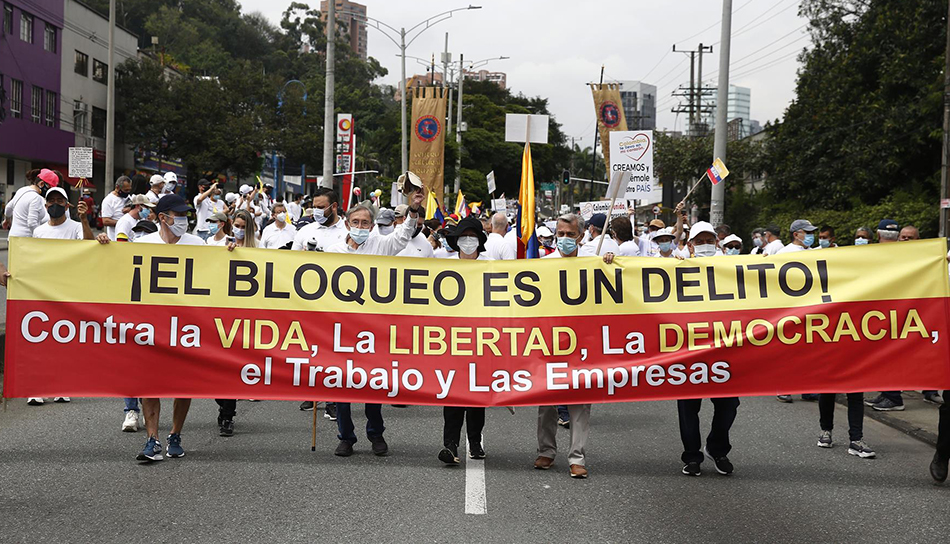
[505,114,549,144]
[68,147,93,178]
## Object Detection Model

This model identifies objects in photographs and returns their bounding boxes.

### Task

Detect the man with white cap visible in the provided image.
[638,218,666,257]
[721,234,743,256]
[115,194,155,242]
[375,208,396,235]
[651,227,679,259]
[677,220,739,477]
[161,172,178,195]
[394,204,435,258]
[579,213,621,256]
[537,225,556,256]
[146,174,165,204]
[777,219,817,254]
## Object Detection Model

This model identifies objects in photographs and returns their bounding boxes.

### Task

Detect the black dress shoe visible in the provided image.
[931,452,948,482]
[334,440,354,457]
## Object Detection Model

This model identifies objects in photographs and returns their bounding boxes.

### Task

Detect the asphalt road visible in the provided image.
[0,395,947,543]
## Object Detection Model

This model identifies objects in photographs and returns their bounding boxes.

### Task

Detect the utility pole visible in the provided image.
[105,0,116,191]
[672,44,712,136]
[443,33,452,133]
[454,54,465,196]
[710,0,733,227]
[321,0,336,189]
[940,0,950,238]
[589,65,605,201]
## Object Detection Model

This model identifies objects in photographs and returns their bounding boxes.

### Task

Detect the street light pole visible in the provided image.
[710,0,733,227]
[400,27,408,175]
[455,53,464,196]
[321,0,336,189]
[105,0,116,191]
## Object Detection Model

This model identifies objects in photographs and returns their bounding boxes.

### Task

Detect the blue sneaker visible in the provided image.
[166,433,185,458]
[136,437,163,462]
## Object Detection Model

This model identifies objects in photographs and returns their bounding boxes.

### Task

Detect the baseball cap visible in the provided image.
[197,178,211,188]
[225,192,238,204]
[396,171,423,194]
[537,225,554,238]
[765,224,781,236]
[38,169,59,187]
[589,213,607,230]
[653,227,675,240]
[130,194,155,208]
[45,187,68,201]
[877,219,899,232]
[394,204,409,218]
[149,174,165,186]
[209,211,228,222]
[789,219,818,233]
[376,209,396,226]
[132,220,158,234]
[239,184,253,196]
[649,219,666,229]
[163,172,178,184]
[688,221,716,242]
[722,234,743,247]
[154,194,192,215]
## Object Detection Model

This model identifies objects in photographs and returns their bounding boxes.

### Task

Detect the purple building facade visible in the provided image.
[0,0,73,201]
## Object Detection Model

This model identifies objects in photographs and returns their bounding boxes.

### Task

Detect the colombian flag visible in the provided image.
[454,190,469,218]
[425,191,445,226]
[516,143,540,259]
[706,158,730,185]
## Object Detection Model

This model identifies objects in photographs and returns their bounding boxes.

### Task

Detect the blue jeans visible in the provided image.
[124,398,139,412]
[556,405,571,421]
[336,403,385,443]
[196,230,211,241]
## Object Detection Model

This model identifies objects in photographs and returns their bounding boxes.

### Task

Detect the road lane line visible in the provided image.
[464,436,487,515]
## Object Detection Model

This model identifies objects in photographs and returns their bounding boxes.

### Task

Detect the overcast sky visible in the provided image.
[241,0,809,147]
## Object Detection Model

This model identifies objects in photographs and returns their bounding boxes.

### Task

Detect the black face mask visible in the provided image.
[48,204,66,219]
[117,190,130,198]
[413,226,423,238]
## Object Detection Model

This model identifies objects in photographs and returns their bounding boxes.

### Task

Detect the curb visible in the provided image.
[838,395,939,447]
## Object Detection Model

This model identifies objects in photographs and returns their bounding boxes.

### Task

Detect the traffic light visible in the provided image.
[562,169,572,185]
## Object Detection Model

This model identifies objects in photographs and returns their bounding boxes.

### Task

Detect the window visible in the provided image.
[45,90,55,127]
[74,51,88,76]
[92,59,107,84]
[30,85,41,123]
[19,11,31,43]
[3,4,12,35]
[10,78,22,119]
[73,100,87,134]
[91,106,106,138]
[44,23,55,53]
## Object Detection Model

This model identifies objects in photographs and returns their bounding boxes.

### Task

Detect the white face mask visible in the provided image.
[312,207,328,224]
[166,215,188,237]
[693,243,717,258]
[458,236,479,255]
[378,225,394,235]
[275,212,287,224]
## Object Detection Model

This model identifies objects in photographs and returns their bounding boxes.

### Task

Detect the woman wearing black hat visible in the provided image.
[438,216,490,464]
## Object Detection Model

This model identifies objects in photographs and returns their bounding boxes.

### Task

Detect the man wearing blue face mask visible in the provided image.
[96,194,205,462]
[853,227,872,246]
[721,234,743,255]
[678,221,740,477]
[325,189,425,458]
[777,219,817,254]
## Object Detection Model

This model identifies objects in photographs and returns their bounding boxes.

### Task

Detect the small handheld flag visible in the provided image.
[706,158,729,185]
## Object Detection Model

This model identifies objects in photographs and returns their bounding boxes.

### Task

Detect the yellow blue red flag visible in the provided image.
[517,143,539,259]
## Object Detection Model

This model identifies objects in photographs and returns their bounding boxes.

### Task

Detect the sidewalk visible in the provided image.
[840,391,943,446]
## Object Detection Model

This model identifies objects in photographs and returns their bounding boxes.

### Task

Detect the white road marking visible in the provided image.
[464,436,487,515]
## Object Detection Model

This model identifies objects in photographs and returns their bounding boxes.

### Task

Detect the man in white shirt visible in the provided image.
[326,189,424,458]
[115,194,155,242]
[33,187,94,240]
[95,194,203,463]
[287,193,303,222]
[192,179,218,240]
[486,212,516,260]
[393,204,434,258]
[260,202,297,249]
[161,172,178,195]
[291,187,347,253]
[146,175,164,204]
[260,183,274,218]
[100,176,132,241]
[776,219,817,254]
[5,168,55,237]
[638,218,665,257]
[579,213,621,257]
[761,225,785,255]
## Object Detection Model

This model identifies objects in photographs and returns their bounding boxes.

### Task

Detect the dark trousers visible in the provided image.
[215,399,236,419]
[882,391,903,405]
[937,391,950,460]
[556,405,570,421]
[818,393,863,441]
[443,407,485,448]
[336,403,384,444]
[677,397,740,464]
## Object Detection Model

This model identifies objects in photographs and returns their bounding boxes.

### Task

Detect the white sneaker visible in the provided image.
[53,397,70,403]
[27,398,44,405]
[122,411,140,432]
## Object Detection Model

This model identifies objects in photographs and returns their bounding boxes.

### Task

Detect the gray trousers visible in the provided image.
[537,404,591,466]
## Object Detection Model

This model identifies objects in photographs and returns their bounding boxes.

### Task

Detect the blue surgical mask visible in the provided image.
[725,247,740,256]
[312,207,328,225]
[802,233,815,247]
[232,226,245,240]
[819,238,831,249]
[349,228,370,245]
[658,241,673,253]
[556,236,577,255]
[208,222,220,235]
[855,238,869,245]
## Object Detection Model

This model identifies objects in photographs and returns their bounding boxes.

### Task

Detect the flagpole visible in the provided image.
[679,172,710,206]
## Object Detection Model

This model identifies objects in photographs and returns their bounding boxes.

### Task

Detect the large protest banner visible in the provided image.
[408,87,447,205]
[5,239,950,405]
